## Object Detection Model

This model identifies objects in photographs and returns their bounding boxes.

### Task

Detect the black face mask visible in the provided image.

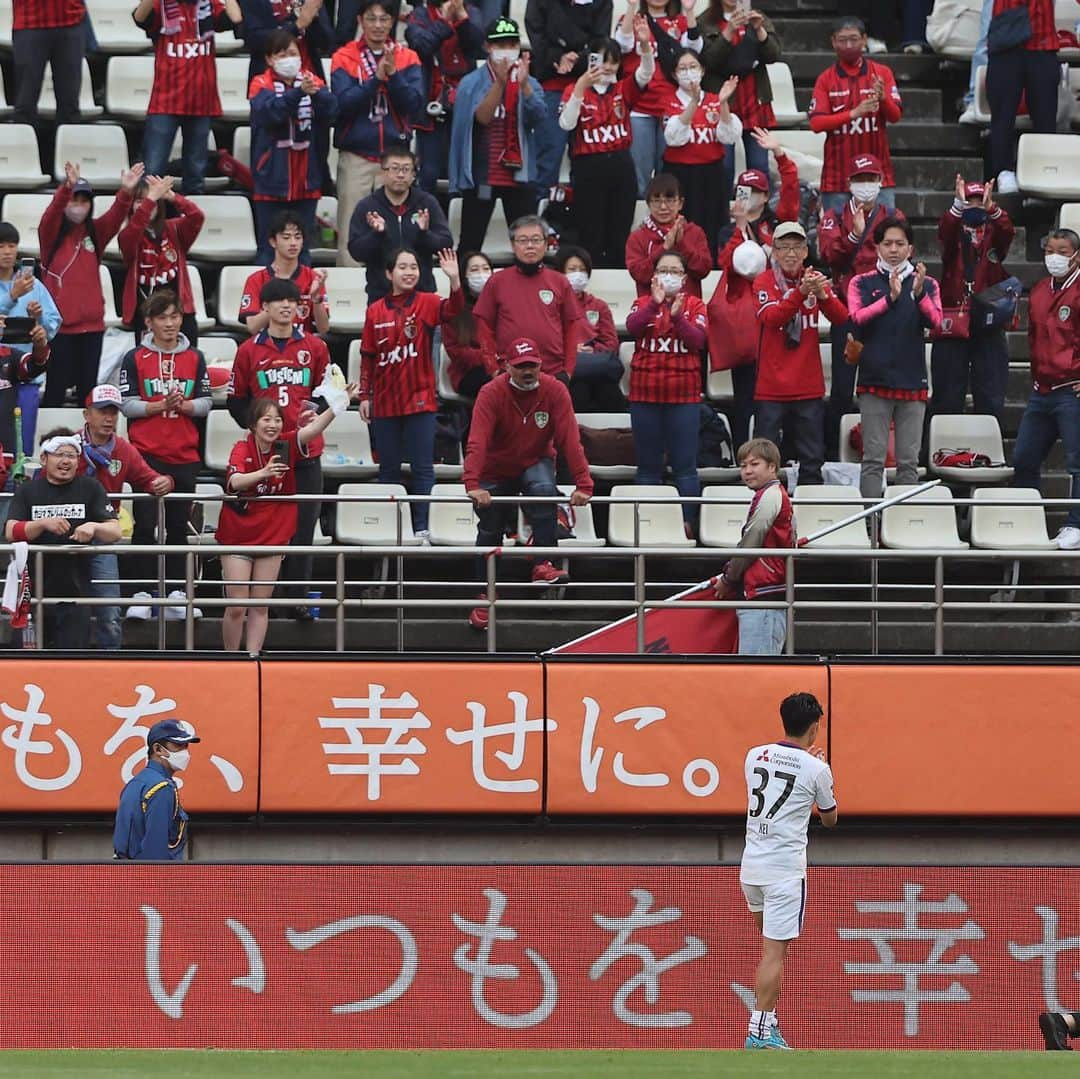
[514,257,543,276]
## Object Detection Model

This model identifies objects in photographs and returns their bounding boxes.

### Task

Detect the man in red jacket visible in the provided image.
[464,337,593,630]
[753,222,849,487]
[78,384,175,649]
[1014,227,1080,549]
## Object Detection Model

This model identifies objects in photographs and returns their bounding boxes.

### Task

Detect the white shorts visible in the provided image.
[741,877,807,941]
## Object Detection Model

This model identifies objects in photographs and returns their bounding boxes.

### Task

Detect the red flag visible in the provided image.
[552,585,738,654]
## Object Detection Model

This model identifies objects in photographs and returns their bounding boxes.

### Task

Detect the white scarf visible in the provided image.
[877,257,914,280]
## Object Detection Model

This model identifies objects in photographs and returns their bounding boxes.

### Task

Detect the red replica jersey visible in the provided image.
[230,330,331,456]
[625,294,708,403]
[239,265,329,335]
[360,288,463,417]
[118,340,212,464]
[143,0,227,117]
[994,0,1057,50]
[217,428,308,546]
[809,59,902,192]
[560,76,641,157]
[661,89,730,166]
[622,14,687,117]
[753,270,849,401]
[13,0,85,30]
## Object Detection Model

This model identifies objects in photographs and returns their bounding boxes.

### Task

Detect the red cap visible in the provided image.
[736,169,769,193]
[506,338,542,366]
[964,181,986,200]
[207,366,231,389]
[848,153,883,179]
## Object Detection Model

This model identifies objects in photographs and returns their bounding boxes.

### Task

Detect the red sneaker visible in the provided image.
[468,593,490,631]
[531,560,569,585]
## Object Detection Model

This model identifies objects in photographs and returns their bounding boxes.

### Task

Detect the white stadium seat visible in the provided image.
[106,56,156,118]
[699,485,753,548]
[448,198,513,263]
[216,58,252,121]
[204,410,245,471]
[970,487,1055,550]
[881,484,968,549]
[1060,204,1080,233]
[767,63,803,127]
[193,482,226,543]
[185,265,214,332]
[321,268,367,332]
[100,265,122,328]
[346,339,362,385]
[0,126,49,189]
[320,412,378,479]
[216,265,263,331]
[0,4,11,49]
[576,412,636,481]
[1,194,52,255]
[794,485,871,549]
[92,1,152,52]
[187,196,257,261]
[1017,134,1080,199]
[608,484,695,547]
[39,59,102,117]
[517,485,605,548]
[232,126,251,168]
[53,124,129,185]
[927,414,1014,484]
[775,130,825,188]
[427,483,479,546]
[588,270,638,333]
[335,483,421,544]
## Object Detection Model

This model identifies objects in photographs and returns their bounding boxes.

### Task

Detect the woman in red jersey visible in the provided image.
[625,249,708,531]
[359,246,464,536]
[218,384,357,654]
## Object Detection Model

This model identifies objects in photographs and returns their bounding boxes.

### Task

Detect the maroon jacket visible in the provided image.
[463,372,593,493]
[1028,268,1080,392]
[936,203,1014,308]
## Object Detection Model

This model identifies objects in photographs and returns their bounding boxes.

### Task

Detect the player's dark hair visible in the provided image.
[248,396,283,430]
[144,289,180,319]
[264,29,298,57]
[385,247,420,274]
[780,692,824,737]
[358,0,391,18]
[260,277,302,304]
[833,15,867,34]
[268,209,306,241]
[873,216,913,246]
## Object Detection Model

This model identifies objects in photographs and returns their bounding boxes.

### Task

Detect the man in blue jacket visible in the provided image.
[449,18,545,255]
[112,719,201,861]
[331,0,425,266]
[348,148,454,300]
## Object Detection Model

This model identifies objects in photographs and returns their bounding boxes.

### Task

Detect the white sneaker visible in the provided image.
[165,589,203,620]
[1056,526,1080,550]
[126,591,155,620]
[996,170,1019,195]
[867,36,888,53]
[415,529,431,545]
[958,104,980,125]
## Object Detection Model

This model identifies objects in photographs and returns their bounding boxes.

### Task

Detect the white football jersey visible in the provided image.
[739,741,835,885]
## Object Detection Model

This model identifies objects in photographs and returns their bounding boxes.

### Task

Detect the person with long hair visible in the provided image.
[218,386,356,654]
[443,251,493,398]
[39,161,145,407]
[614,0,701,197]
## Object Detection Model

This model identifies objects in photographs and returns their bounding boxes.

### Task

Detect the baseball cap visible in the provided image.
[964,181,986,200]
[736,169,769,193]
[506,337,541,365]
[86,384,122,409]
[71,178,94,198]
[486,16,520,40]
[848,153,883,179]
[147,719,201,748]
[772,221,807,243]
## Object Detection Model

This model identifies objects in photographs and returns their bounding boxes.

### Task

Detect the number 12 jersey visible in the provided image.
[740,741,836,885]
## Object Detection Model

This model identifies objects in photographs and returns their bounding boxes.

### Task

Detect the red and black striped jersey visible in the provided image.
[13,0,85,30]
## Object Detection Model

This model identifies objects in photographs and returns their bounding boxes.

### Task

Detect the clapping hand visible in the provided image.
[415,208,430,232]
[64,161,81,188]
[912,262,927,298]
[717,75,739,104]
[366,210,386,233]
[751,126,781,154]
[437,247,460,288]
[889,266,902,301]
[982,178,996,211]
[632,13,651,46]
[954,171,966,202]
[145,174,173,202]
[300,72,319,95]
[120,162,145,191]
[555,51,578,75]
[670,292,685,318]
[650,274,666,305]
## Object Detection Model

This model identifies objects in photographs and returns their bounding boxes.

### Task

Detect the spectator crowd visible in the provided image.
[1,0,1077,658]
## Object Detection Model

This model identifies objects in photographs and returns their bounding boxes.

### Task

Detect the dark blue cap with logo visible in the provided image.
[146,720,201,748]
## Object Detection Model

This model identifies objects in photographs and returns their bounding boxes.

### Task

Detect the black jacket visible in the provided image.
[525,0,615,83]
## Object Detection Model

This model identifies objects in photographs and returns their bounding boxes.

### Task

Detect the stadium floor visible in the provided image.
[0,1051,1073,1077]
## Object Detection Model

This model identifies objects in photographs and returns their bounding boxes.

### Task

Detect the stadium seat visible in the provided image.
[608,484,695,547]
[1017,134,1080,199]
[518,484,605,548]
[215,28,245,54]
[1,194,52,255]
[588,270,638,332]
[927,414,1014,483]
[0,4,11,49]
[232,126,251,169]
[881,484,968,549]
[320,411,379,479]
[39,59,102,118]
[334,483,421,544]
[631,200,649,230]
[794,485,871,549]
[321,268,367,332]
[100,265,122,329]
[346,339,361,384]
[618,340,632,398]
[193,482,226,542]
[576,412,636,481]
[0,126,49,189]
[1060,203,1080,233]
[427,483,479,545]
[706,368,733,401]
[839,412,927,482]
[105,56,156,118]
[204,409,245,471]
[53,124,129,185]
[187,196,257,261]
[970,487,1055,550]
[448,198,513,263]
[185,266,214,332]
[216,265,263,331]
[699,485,753,547]
[775,130,825,188]
[91,1,151,52]
[767,64,803,126]
[36,407,125,444]
[436,344,472,404]
[216,58,253,121]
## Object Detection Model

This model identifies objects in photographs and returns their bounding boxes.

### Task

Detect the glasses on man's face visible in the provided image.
[649,195,680,205]
[773,243,806,254]
[383,163,414,175]
[363,13,393,24]
[513,235,546,247]
[834,34,862,44]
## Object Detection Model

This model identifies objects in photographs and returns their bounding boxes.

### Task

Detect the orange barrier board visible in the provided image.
[0,661,259,812]
[259,661,546,812]
[544,662,829,814]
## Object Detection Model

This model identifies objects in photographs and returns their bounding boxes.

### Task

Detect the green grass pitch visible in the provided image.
[0,1051,1075,1078]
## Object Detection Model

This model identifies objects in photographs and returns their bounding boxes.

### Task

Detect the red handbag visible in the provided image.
[706,271,760,371]
[931,303,971,340]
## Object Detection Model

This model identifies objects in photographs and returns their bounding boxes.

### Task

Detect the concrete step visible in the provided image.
[766,0,840,13]
[891,156,985,190]
[911,224,1027,263]
[918,256,1043,290]
[784,50,970,87]
[771,16,841,50]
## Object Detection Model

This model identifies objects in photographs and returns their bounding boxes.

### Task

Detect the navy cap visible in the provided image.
[147,719,201,748]
[71,178,94,198]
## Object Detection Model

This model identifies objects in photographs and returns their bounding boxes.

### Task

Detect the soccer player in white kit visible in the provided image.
[740,691,837,1050]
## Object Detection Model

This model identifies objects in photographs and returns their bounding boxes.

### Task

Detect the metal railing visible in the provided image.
[4,488,1079,656]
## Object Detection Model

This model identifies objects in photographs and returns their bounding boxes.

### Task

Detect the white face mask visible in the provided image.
[272,55,303,81]
[850,181,881,204]
[164,747,191,772]
[490,47,520,65]
[467,271,491,294]
[676,70,701,91]
[1046,253,1073,278]
[64,204,91,224]
[566,270,589,293]
[658,272,684,295]
[595,73,616,90]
